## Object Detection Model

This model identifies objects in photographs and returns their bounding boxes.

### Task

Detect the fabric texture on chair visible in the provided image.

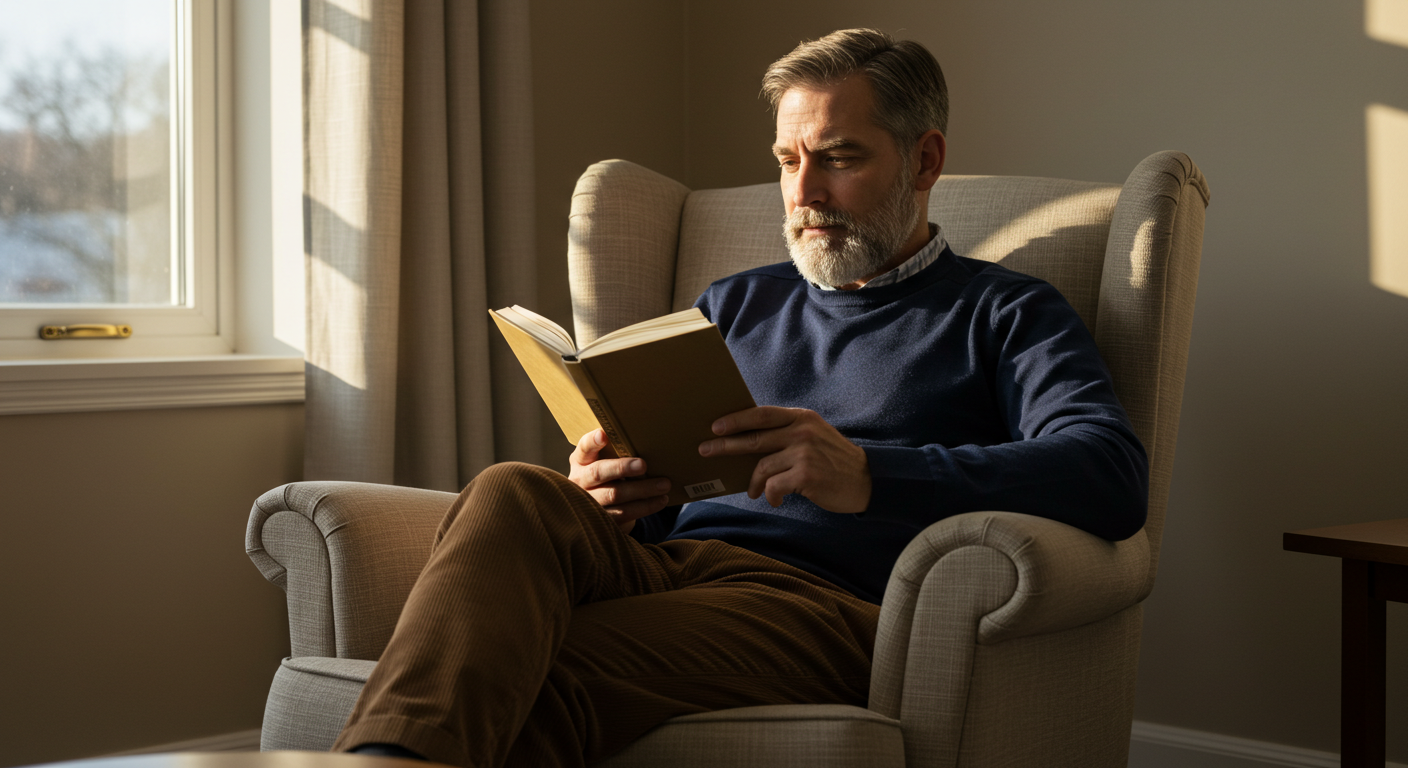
[254,152,1208,767]
[601,705,904,768]
[930,176,1120,332]
[247,481,454,659]
[1095,151,1209,590]
[672,184,790,313]
[262,657,375,751]
[568,160,691,347]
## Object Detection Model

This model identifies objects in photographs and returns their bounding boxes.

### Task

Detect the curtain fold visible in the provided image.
[303,0,541,491]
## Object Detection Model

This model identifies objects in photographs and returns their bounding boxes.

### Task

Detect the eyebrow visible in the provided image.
[771,137,863,157]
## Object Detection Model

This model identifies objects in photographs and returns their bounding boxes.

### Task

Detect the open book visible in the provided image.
[490,305,759,505]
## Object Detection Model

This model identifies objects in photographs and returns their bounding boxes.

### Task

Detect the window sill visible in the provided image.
[0,355,305,416]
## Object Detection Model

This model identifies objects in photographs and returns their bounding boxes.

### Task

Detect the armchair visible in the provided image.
[247,151,1208,767]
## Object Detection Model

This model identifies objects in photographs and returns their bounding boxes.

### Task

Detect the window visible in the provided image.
[0,0,228,359]
[0,0,305,414]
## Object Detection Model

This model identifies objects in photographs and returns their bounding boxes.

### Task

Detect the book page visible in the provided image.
[494,306,576,356]
[580,307,712,358]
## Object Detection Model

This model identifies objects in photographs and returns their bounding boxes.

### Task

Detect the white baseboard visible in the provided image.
[1131,720,1408,768]
[104,728,262,756]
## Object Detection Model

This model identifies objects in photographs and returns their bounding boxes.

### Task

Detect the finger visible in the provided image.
[711,406,799,436]
[569,429,607,467]
[604,494,671,523]
[746,450,790,501]
[590,476,671,507]
[763,466,804,508]
[586,457,650,488]
[699,427,789,457]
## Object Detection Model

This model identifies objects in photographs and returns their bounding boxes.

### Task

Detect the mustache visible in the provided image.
[786,207,855,232]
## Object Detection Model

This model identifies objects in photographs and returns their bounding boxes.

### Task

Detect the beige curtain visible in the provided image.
[302,0,541,491]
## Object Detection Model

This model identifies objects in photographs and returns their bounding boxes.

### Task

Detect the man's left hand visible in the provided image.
[698,406,871,513]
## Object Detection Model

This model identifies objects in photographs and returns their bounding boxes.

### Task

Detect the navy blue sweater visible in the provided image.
[631,246,1148,604]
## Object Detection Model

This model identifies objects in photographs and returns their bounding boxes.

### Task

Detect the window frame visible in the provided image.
[0,0,305,415]
[0,0,232,360]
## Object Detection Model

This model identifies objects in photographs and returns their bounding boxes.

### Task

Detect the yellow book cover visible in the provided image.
[490,306,758,505]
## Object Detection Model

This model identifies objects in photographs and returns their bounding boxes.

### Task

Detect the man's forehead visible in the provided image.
[773,78,884,152]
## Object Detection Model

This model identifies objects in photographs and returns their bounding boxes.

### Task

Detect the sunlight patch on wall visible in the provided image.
[1366,0,1408,47]
[1368,103,1408,298]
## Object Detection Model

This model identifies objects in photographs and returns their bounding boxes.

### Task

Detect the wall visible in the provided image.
[530,0,691,471]
[0,404,301,766]
[530,0,1408,759]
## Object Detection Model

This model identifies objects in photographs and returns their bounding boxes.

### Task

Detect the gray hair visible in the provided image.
[761,29,948,148]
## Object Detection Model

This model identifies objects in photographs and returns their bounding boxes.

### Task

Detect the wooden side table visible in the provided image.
[1285,518,1408,767]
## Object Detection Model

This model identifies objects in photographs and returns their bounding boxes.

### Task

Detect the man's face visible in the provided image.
[773,76,920,288]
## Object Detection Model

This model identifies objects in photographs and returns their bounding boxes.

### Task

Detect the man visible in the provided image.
[334,28,1147,768]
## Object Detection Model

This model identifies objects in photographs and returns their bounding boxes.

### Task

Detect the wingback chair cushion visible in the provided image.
[249,151,1207,768]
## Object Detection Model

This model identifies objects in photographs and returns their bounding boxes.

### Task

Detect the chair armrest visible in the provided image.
[868,510,1150,719]
[245,481,456,660]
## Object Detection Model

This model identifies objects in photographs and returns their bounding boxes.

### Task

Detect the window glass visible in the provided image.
[0,0,176,306]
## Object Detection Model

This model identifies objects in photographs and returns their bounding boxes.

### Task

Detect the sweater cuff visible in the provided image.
[862,445,938,523]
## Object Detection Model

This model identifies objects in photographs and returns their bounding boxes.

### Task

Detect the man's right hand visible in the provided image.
[568,429,672,534]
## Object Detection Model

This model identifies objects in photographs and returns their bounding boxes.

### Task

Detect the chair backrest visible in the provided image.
[568,152,1208,592]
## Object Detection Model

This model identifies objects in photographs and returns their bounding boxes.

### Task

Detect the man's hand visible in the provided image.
[698,406,871,513]
[568,429,672,534]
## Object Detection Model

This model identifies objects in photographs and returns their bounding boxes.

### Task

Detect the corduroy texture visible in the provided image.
[264,663,908,768]
[253,153,1207,766]
[332,463,879,768]
[303,0,541,490]
[558,154,1207,767]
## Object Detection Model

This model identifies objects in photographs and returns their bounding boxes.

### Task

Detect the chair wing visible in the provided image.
[672,183,789,312]
[931,175,1120,332]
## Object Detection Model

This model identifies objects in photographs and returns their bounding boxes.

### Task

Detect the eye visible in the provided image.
[778,158,799,170]
[825,155,852,167]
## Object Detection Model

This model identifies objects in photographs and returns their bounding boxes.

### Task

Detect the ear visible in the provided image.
[912,129,946,192]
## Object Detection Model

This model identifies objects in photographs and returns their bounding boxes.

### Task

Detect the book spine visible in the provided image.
[563,360,637,458]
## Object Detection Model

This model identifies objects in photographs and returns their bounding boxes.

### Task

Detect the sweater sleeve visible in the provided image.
[861,281,1149,541]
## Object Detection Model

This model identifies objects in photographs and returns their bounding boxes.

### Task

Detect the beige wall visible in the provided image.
[531,0,1408,758]
[7,1,1392,762]
[0,404,302,766]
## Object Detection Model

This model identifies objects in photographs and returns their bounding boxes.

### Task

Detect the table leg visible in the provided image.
[1342,558,1386,767]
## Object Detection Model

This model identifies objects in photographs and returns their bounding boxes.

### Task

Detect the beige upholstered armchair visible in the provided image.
[247,151,1208,767]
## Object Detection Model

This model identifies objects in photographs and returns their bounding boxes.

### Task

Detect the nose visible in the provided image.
[789,157,828,211]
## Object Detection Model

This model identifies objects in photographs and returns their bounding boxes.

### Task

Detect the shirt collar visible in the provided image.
[813,223,947,291]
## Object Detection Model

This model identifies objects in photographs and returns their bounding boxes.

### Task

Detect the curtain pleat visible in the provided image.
[303,0,541,491]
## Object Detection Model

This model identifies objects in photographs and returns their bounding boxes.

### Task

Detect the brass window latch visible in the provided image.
[39,324,133,340]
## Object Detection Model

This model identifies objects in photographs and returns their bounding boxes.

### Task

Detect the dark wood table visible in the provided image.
[1285,518,1408,768]
[24,753,443,768]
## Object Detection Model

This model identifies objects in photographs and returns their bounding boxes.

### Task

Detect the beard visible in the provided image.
[784,165,921,288]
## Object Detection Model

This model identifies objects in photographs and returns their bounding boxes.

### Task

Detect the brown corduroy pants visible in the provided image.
[331,462,881,768]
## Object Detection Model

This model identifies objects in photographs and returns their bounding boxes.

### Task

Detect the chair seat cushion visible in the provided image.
[262,657,904,766]
[598,704,905,768]
[261,656,376,751]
